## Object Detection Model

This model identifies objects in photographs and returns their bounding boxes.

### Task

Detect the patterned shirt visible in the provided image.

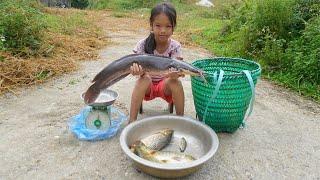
[133,38,182,82]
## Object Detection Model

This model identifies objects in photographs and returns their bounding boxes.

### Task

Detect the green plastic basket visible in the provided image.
[191,57,261,133]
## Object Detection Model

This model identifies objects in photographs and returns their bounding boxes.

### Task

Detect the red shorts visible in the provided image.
[144,79,173,103]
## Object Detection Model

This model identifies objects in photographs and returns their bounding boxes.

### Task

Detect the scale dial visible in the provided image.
[85,109,111,130]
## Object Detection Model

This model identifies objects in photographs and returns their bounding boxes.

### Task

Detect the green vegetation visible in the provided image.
[71,0,89,9]
[176,0,319,102]
[0,0,105,93]
[1,0,319,102]
[0,0,95,57]
[0,1,46,56]
[88,0,158,10]
[207,0,320,102]
[45,10,90,35]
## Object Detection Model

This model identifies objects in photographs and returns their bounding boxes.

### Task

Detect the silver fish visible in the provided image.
[140,129,173,151]
[132,141,196,164]
[179,137,187,152]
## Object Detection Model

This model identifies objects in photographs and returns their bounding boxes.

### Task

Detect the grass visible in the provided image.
[44,9,90,35]
[0,7,107,94]
[268,72,320,102]
[171,0,243,56]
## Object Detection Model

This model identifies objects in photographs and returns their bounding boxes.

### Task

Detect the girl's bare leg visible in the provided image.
[164,78,184,116]
[129,75,151,123]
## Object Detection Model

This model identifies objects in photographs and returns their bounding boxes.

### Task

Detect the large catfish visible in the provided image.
[84,54,204,104]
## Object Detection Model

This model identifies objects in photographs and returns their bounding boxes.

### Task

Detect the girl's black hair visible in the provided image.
[144,2,177,54]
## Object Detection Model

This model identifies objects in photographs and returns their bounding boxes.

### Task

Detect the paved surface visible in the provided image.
[1,23,320,180]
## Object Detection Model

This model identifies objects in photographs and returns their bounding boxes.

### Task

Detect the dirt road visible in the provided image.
[1,13,319,179]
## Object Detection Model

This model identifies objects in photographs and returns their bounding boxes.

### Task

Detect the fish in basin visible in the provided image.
[140,128,173,151]
[132,141,196,164]
[179,137,187,152]
[130,128,173,151]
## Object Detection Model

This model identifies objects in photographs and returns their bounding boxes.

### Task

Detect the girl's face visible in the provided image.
[151,13,173,44]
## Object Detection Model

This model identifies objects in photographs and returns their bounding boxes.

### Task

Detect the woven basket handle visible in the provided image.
[203,69,224,123]
[241,70,255,127]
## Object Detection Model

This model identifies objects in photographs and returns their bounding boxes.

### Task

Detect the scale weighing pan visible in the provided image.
[81,89,118,107]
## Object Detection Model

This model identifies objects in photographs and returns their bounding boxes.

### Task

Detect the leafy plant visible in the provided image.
[0,1,47,56]
[71,0,89,9]
[173,0,320,101]
[286,17,320,84]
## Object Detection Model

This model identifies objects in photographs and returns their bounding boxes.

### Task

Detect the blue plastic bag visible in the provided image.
[68,106,127,141]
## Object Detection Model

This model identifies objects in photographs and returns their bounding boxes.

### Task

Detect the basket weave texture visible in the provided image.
[191,57,261,133]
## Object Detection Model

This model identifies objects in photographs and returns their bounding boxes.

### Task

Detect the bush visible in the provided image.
[215,0,320,100]
[0,1,47,56]
[0,27,4,51]
[213,0,243,20]
[254,0,295,39]
[286,17,320,84]
[290,0,320,37]
[71,0,89,9]
[233,0,294,54]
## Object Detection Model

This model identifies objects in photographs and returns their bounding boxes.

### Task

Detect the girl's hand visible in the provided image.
[130,63,144,76]
[165,68,185,79]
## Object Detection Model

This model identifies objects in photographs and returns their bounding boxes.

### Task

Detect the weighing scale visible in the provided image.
[81,89,119,131]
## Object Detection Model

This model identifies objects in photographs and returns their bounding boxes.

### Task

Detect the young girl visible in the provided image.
[129,2,184,123]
